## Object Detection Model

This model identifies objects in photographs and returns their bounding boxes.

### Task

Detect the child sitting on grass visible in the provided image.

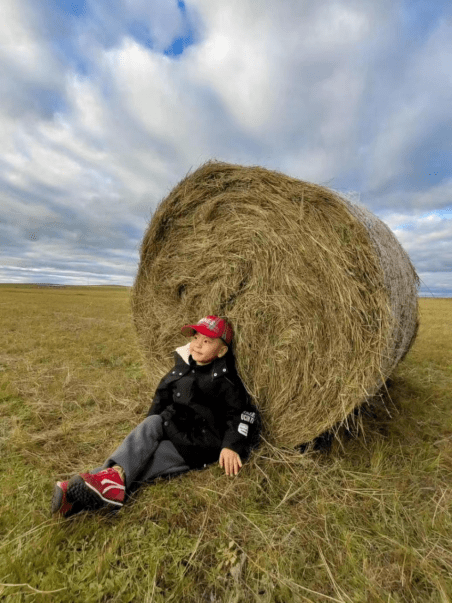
[52,315,261,517]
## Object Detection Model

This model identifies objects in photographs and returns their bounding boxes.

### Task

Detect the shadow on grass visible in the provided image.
[296,374,428,455]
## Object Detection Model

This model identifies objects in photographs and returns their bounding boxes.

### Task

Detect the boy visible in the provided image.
[52,315,260,517]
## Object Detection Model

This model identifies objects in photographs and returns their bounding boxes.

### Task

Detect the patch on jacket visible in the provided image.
[238,422,249,436]
[241,411,255,424]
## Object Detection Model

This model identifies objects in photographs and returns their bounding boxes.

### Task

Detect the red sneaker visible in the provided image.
[51,480,85,518]
[67,467,125,510]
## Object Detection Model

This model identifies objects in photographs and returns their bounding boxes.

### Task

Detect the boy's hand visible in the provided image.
[219,448,242,476]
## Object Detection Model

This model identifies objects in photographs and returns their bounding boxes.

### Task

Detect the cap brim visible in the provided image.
[181,324,219,339]
[181,325,196,337]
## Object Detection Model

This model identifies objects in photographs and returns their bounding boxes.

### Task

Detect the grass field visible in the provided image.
[0,284,451,603]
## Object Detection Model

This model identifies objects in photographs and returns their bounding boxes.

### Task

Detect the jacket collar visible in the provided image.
[174,342,229,377]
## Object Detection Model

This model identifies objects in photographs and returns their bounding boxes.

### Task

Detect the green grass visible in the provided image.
[0,284,451,602]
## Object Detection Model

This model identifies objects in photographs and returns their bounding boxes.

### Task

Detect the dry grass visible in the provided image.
[0,285,451,602]
[131,160,419,449]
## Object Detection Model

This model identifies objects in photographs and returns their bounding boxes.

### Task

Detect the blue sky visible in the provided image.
[1,0,451,296]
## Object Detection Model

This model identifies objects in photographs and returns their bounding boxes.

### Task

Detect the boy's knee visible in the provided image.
[145,414,164,436]
[146,414,163,426]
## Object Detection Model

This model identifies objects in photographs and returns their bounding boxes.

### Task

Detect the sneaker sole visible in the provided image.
[51,483,65,514]
[67,475,123,510]
[51,483,85,518]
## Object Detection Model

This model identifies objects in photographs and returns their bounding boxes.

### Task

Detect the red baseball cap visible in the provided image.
[181,315,233,345]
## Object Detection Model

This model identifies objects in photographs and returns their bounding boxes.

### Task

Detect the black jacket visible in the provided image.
[146,342,261,469]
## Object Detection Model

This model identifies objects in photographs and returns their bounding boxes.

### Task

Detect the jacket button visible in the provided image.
[179,372,183,375]
[172,371,175,374]
[176,393,181,397]
[223,368,226,372]
[202,429,206,434]
[214,373,217,377]
[164,421,168,426]
[192,370,195,373]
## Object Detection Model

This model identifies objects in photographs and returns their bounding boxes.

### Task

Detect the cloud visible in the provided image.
[0,0,67,122]
[383,206,452,279]
[124,0,186,51]
[0,0,450,295]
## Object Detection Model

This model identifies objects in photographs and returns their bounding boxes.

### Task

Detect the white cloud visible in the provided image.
[66,74,107,136]
[37,115,109,165]
[389,213,452,277]
[183,1,291,135]
[105,39,192,144]
[183,0,391,172]
[0,0,64,89]
[0,0,450,293]
[303,2,371,48]
[0,0,45,75]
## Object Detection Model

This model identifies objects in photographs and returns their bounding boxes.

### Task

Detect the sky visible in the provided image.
[1,0,451,297]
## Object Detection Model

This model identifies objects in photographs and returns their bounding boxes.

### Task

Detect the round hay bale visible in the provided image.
[131,160,419,449]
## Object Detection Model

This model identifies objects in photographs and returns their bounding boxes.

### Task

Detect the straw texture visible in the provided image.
[131,160,419,448]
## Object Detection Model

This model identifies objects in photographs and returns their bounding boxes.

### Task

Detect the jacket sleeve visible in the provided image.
[146,372,172,417]
[219,377,261,461]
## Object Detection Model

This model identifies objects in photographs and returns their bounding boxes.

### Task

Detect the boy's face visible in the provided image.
[189,331,227,366]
